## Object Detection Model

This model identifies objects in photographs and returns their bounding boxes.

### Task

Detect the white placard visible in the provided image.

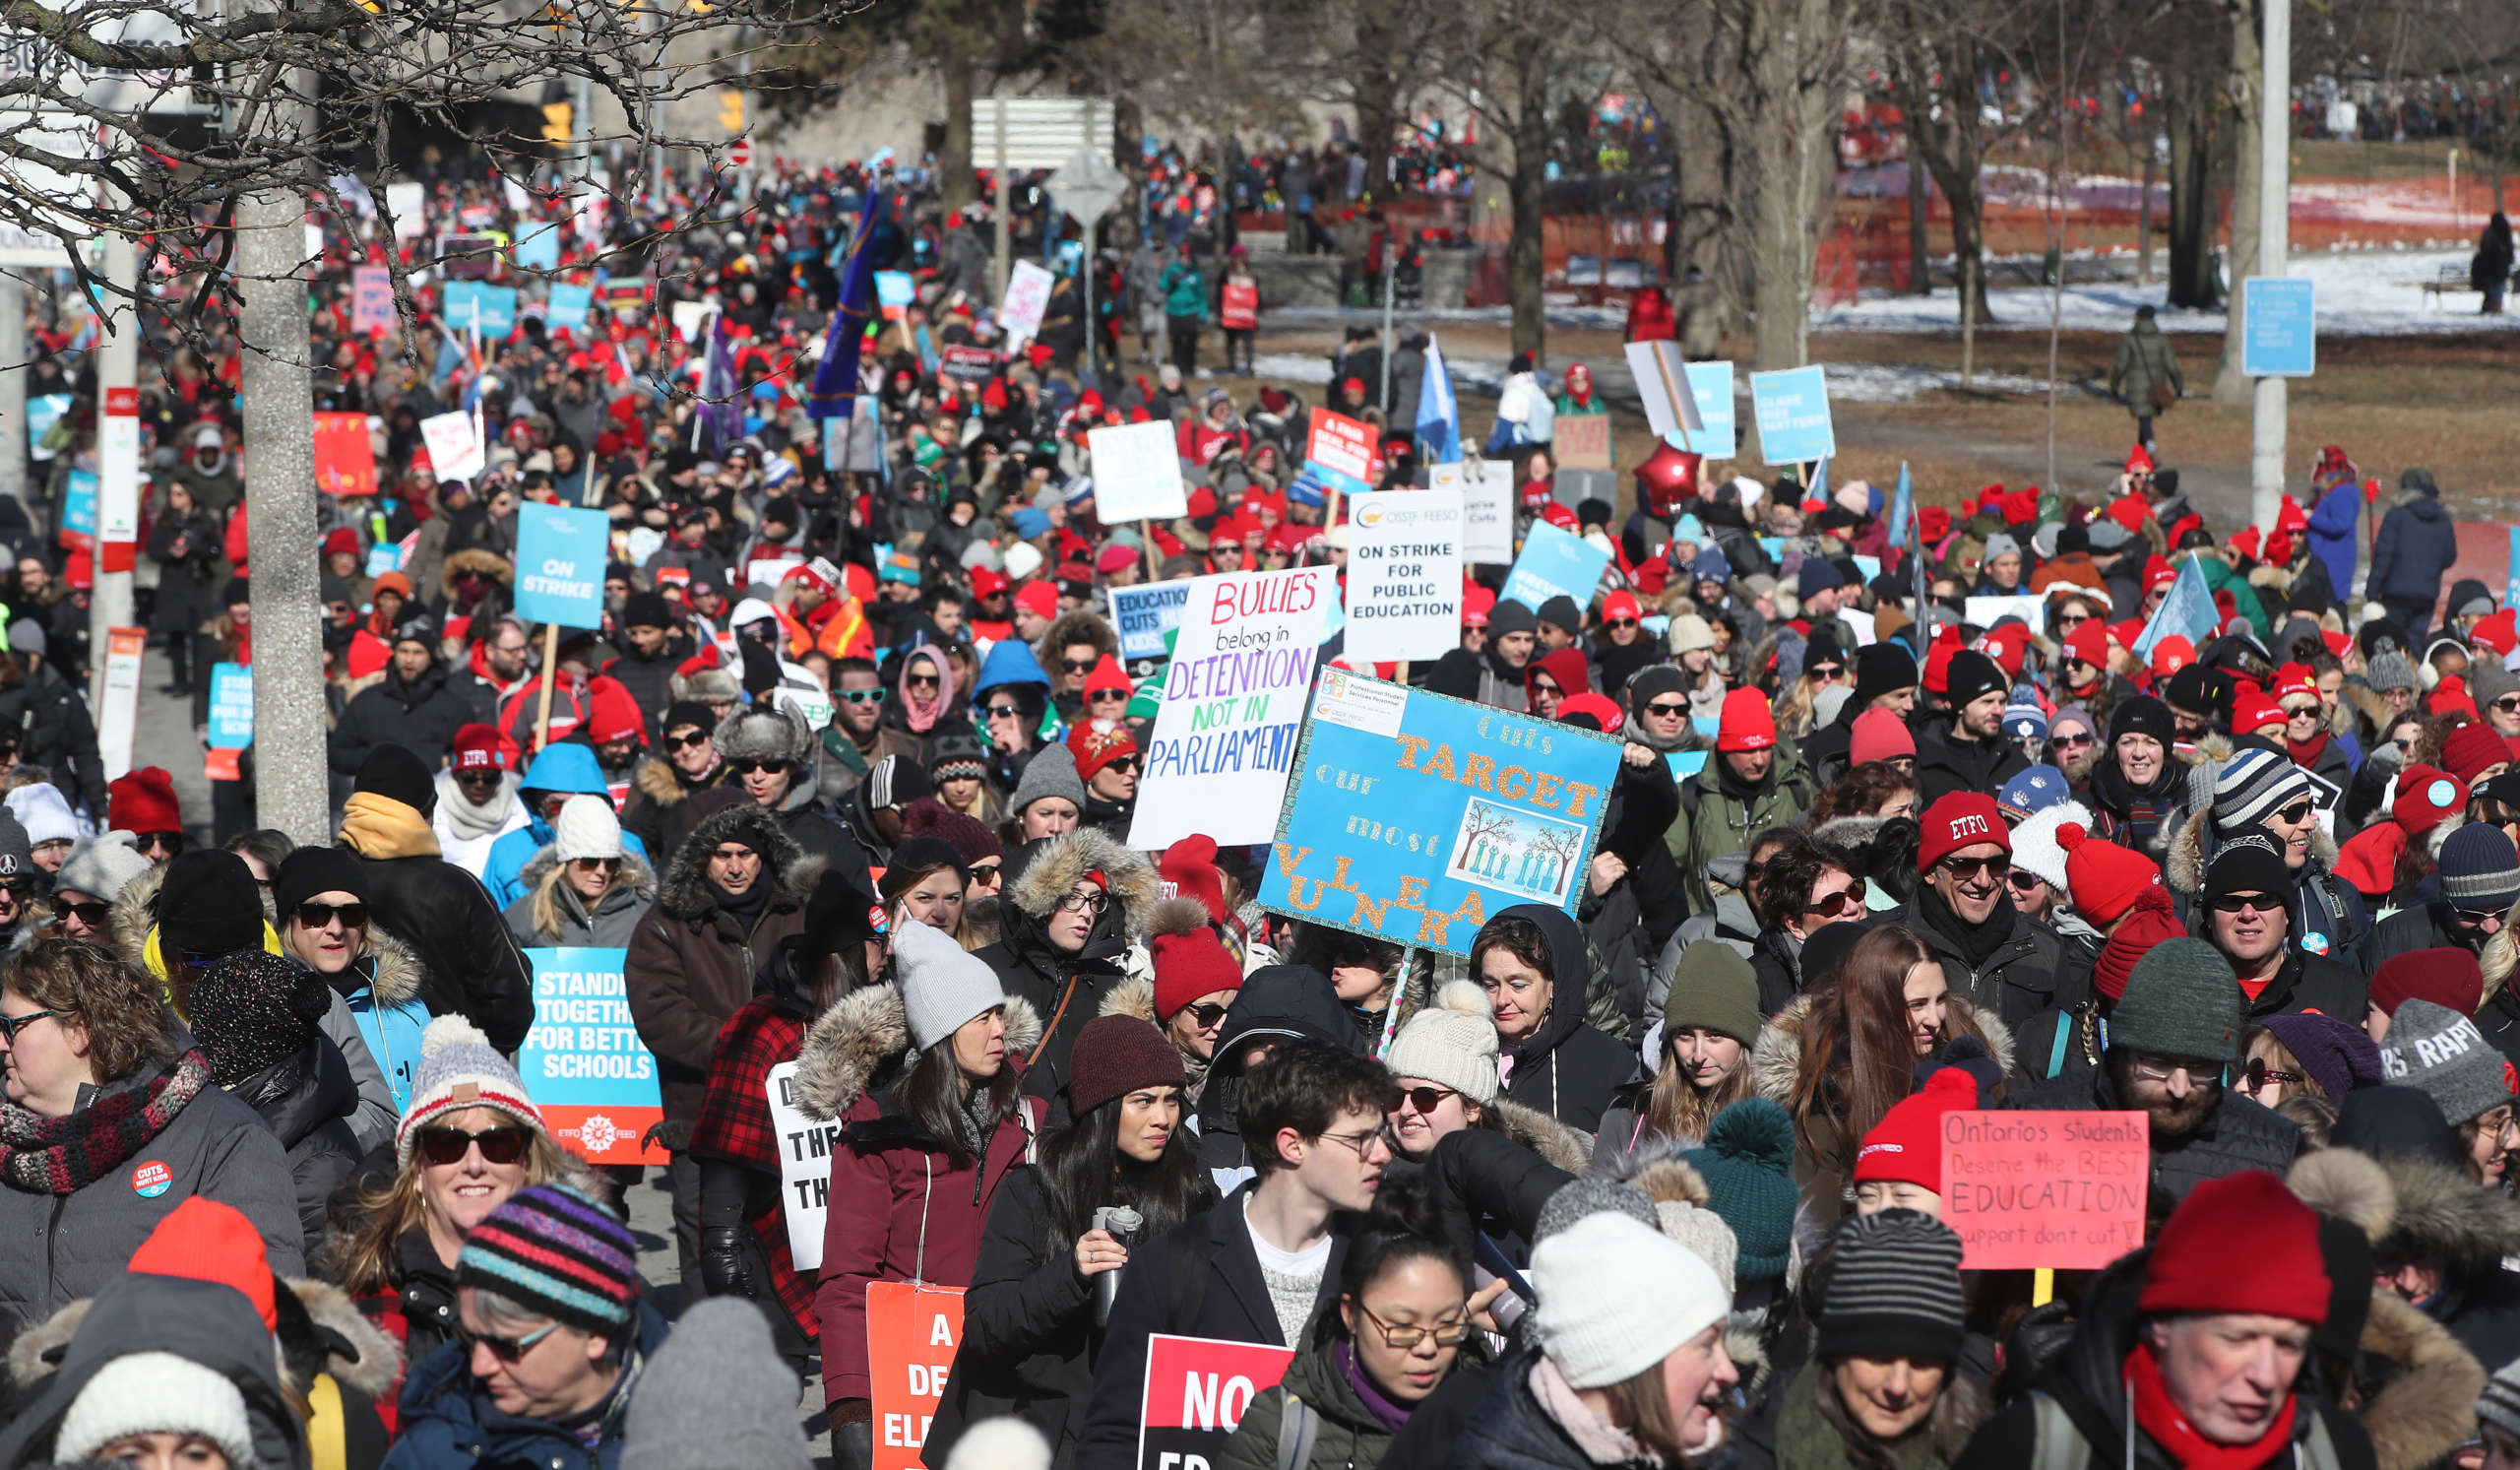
[1313,671,1409,736]
[1963,594,2043,629]
[766,1062,839,1271]
[96,628,144,783]
[418,411,484,484]
[669,299,713,343]
[387,182,428,241]
[97,392,139,544]
[1841,607,1876,647]
[1622,340,1704,439]
[1000,259,1055,341]
[1086,420,1188,522]
[1343,489,1464,663]
[1432,459,1514,565]
[1127,566,1337,851]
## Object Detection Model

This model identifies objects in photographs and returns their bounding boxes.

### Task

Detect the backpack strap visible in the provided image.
[2048,1011,2073,1081]
[2028,1391,2091,1470]
[1276,1393,1320,1470]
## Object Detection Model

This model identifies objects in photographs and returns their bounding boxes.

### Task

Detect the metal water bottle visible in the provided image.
[1092,1205,1144,1326]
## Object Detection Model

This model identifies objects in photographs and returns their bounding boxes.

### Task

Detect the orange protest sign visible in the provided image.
[313,412,379,496]
[1555,415,1612,471]
[1940,1110,2147,1271]
[866,1281,965,1470]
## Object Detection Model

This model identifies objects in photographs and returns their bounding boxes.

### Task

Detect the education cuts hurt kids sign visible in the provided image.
[1938,1110,2147,1271]
[1268,673,1621,955]
[518,947,667,1165]
[1138,1335,1296,1470]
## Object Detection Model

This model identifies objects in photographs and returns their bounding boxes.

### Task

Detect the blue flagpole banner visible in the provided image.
[806,188,885,421]
[1415,337,1462,466]
[2132,553,2221,659]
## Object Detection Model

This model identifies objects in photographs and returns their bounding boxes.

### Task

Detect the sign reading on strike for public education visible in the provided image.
[1500,519,1613,613]
[1939,1110,2148,1271]
[1304,408,1376,497]
[1111,581,1193,663]
[1343,489,1463,664]
[868,1282,966,1470]
[313,412,378,497]
[1269,673,1622,955]
[1749,364,1835,466]
[2241,277,2315,378]
[764,1060,840,1270]
[1129,566,1337,852]
[1087,420,1189,523]
[517,947,666,1166]
[1431,459,1514,565]
[514,502,611,627]
[1137,1334,1296,1470]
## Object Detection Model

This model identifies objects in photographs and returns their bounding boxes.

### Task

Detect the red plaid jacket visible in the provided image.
[691,995,817,1336]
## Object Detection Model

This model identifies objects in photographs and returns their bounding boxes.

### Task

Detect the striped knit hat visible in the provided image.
[396,1014,547,1165]
[2478,1357,2520,1443]
[2211,747,2315,836]
[1816,1208,1967,1363]
[458,1183,639,1333]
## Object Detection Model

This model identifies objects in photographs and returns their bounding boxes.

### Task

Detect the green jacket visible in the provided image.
[2109,319,2184,420]
[1667,743,1812,916]
[1773,1364,1957,1470]
[1161,262,1210,320]
[1218,1303,1486,1470]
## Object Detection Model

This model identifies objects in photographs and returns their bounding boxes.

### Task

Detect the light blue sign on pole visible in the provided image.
[514,502,611,627]
[2241,278,2315,378]
[26,394,68,460]
[1681,361,1736,462]
[1268,672,1623,955]
[60,469,95,538]
[875,271,915,316]
[444,281,520,336]
[517,946,665,1164]
[1110,582,1192,662]
[2133,552,2220,659]
[514,223,563,273]
[1749,364,1836,466]
[1500,519,1614,611]
[206,663,254,749]
[546,283,593,332]
[2506,528,2520,613]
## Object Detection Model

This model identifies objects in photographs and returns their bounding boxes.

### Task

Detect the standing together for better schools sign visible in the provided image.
[1749,364,1835,466]
[1940,1110,2147,1270]
[1269,673,1621,954]
[514,502,611,627]
[1111,582,1193,662]
[517,947,667,1165]
[868,1282,966,1470]
[1138,1335,1296,1470]
[1130,567,1337,852]
[1500,519,1612,613]
[1343,489,1463,663]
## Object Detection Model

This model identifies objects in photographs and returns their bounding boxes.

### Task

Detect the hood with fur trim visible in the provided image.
[631,751,713,811]
[790,981,1044,1121]
[438,546,513,600]
[1034,609,1117,677]
[9,1275,404,1406]
[2376,1153,2520,1281]
[658,801,814,922]
[1007,826,1161,938]
[1749,991,2016,1107]
[2163,805,2342,898]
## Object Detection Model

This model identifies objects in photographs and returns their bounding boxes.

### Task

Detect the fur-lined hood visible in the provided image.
[1494,1098,1595,1173]
[1008,826,1161,937]
[9,1275,403,1404]
[109,861,426,1007]
[658,801,816,922]
[2164,807,2341,898]
[1749,991,2017,1105]
[1034,609,1116,676]
[2372,1152,2520,1279]
[631,751,710,810]
[790,981,1044,1121]
[516,845,658,909]
[438,546,513,599]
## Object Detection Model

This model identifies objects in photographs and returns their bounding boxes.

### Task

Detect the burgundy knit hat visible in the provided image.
[1067,1015,1188,1116]
[2370,945,2485,1019]
[902,798,1005,866]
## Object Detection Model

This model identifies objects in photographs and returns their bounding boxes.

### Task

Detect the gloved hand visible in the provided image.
[2003,1301,2077,1400]
[834,1409,876,1470]
[699,1226,755,1300]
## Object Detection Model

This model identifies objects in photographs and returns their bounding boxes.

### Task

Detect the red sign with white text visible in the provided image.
[867,1282,965,1470]
[1137,1334,1295,1470]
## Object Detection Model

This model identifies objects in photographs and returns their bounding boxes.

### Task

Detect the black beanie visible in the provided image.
[154,850,265,960]
[2163,664,2231,722]
[1488,601,1539,639]
[1536,595,1583,634]
[273,846,371,919]
[190,951,327,1088]
[2110,694,2174,747]
[662,700,719,737]
[353,744,438,819]
[2203,824,2291,904]
[881,837,968,901]
[1942,650,2006,711]
[1852,644,1918,707]
[620,591,675,632]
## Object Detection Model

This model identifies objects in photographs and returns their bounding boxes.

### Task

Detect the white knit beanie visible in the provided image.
[1531,1211,1731,1388]
[2008,799,2096,892]
[894,921,1007,1053]
[552,794,624,863]
[4,783,78,848]
[55,1352,256,1469]
[1004,543,1045,582]
[1384,981,1501,1106]
[396,1014,547,1164]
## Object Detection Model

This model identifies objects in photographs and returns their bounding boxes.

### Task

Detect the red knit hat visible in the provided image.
[1852,1068,1980,1193]
[2270,662,2319,706]
[1014,581,1058,619]
[126,1196,278,1330]
[108,766,180,834]
[1066,1014,1188,1116]
[2062,622,2109,672]
[1716,686,1776,753]
[1849,707,1915,766]
[1083,655,1133,698]
[451,722,506,772]
[2093,905,2186,1001]
[2150,635,2195,679]
[2474,608,2519,658]
[2370,945,2485,1019]
[2139,1172,2330,1325]
[1068,720,1137,783]
[1151,926,1242,1023]
[2056,823,2167,928]
[2232,686,2288,738]
[584,675,647,745]
[2431,675,2481,721]
[2394,765,2469,837]
[1160,834,1229,927]
[1917,793,2008,872]
[2445,723,2510,786]
[1977,625,2027,679]
[1922,642,1956,695]
[1557,693,1625,734]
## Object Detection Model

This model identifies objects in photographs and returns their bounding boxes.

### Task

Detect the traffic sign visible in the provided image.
[1048,146,1127,226]
[727,138,754,168]
[2241,277,2315,378]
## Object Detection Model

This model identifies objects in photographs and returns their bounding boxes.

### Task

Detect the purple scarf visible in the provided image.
[1336,1339,1415,1435]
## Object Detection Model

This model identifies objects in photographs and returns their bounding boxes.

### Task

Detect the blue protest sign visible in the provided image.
[60,469,94,538]
[444,281,520,336]
[364,540,403,578]
[26,394,68,460]
[546,282,593,332]
[1500,519,1613,612]
[2508,529,2520,613]
[874,271,914,318]
[1682,361,1736,461]
[2133,553,2219,659]
[1110,582,1192,662]
[1268,672,1622,954]
[517,947,666,1165]
[514,502,610,627]
[206,663,253,749]
[514,222,563,273]
[1749,365,1835,466]
[2241,278,2315,378]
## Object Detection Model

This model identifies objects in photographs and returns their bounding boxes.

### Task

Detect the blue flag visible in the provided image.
[1415,337,1461,466]
[806,188,885,421]
[696,315,742,457]
[2133,553,2220,660]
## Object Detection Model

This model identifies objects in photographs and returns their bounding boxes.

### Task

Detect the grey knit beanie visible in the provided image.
[622,1300,812,1470]
[1535,1175,1661,1242]
[1007,743,1088,819]
[2109,937,2242,1063]
[2368,650,2419,695]
[2377,998,2515,1127]
[2480,1357,2520,1444]
[55,830,153,902]
[1384,980,1501,1106]
[1816,1208,1968,1364]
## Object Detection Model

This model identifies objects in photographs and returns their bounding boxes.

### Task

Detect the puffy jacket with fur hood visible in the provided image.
[976,827,1160,1108]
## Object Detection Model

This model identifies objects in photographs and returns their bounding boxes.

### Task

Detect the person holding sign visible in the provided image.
[1775,1211,1987,1470]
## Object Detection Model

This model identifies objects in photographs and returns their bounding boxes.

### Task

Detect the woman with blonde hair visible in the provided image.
[500,796,657,949]
[1596,941,1762,1159]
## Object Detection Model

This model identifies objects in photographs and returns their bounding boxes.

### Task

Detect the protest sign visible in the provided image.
[1269,673,1622,954]
[206,664,253,750]
[514,502,610,627]
[1087,420,1188,522]
[1622,340,1702,445]
[1001,260,1055,340]
[1303,408,1376,497]
[1343,490,1463,663]
[386,181,427,239]
[603,279,649,322]
[364,541,403,579]
[1137,1335,1296,1470]
[669,299,713,343]
[1964,594,2043,630]
[1554,414,1612,472]
[1749,365,1835,465]
[313,412,377,497]
[58,469,94,548]
[1111,581,1194,662]
[869,1282,966,1470]
[514,222,562,273]
[1500,519,1612,612]
[517,947,667,1165]
[2133,553,2218,660]
[546,283,593,332]
[97,387,139,571]
[1431,459,1514,564]
[764,1060,841,1269]
[443,281,519,336]
[27,393,68,461]
[1664,362,1736,461]
[418,411,484,484]
[939,345,999,388]
[351,267,395,335]
[875,271,915,322]
[2241,277,2315,378]
[1130,567,1336,851]
[1940,1110,2147,1271]
[2510,529,2520,612]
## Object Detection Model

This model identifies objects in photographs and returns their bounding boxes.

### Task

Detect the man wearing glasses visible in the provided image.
[1879,794,2088,1031]
[2192,829,2366,1024]
[2170,745,2365,962]
[819,655,921,799]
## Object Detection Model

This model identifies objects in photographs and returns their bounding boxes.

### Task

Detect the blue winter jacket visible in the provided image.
[481,743,651,908]
[2306,480,2362,603]
[383,1302,668,1470]
[2369,492,2460,609]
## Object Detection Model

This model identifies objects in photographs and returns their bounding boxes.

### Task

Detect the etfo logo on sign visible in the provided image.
[513,503,610,628]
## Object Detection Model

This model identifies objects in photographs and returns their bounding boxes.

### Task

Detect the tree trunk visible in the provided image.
[1353,13,1401,204]
[941,62,977,213]
[1906,132,1931,294]
[2165,67,2218,308]
[2214,0,2260,404]
[1506,43,1550,360]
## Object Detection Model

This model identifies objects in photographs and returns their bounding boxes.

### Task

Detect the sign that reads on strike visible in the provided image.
[1342,489,1462,663]
[1939,1110,2148,1271]
[868,1282,966,1470]
[1138,1334,1295,1470]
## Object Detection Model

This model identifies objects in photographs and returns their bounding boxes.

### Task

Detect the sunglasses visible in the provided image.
[669,729,712,750]
[2241,1057,2302,1092]
[1062,659,1099,674]
[1804,880,1867,919]
[571,857,622,873]
[2456,906,2508,927]
[1398,1084,1459,1116]
[984,704,1025,720]
[2283,703,2321,721]
[2497,695,2520,715]
[294,901,367,931]
[1606,617,1638,629]
[2274,799,2315,827]
[2209,892,2282,915]
[2055,612,2090,628]
[1937,854,2011,881]
[1090,687,1128,702]
[2004,869,2046,890]
[837,689,884,705]
[728,758,788,776]
[1180,1001,1230,1030]
[0,1007,58,1043]
[57,899,110,927]
[907,673,940,691]
[2053,732,2095,747]
[417,1123,533,1167]
[462,1319,562,1363]
[1806,665,1845,682]
[1103,755,1141,775]
[136,831,184,856]
[1644,700,1688,719]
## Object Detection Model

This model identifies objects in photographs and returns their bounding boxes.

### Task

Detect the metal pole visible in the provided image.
[1082,215,1097,384]
[2248,0,2290,532]
[1378,232,1396,408]
[0,277,23,510]
[90,224,137,711]
[992,101,1011,300]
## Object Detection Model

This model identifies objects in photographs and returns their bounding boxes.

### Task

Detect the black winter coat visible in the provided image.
[925,1165,1098,1470]
[330,664,476,775]
[2361,900,2470,976]
[233,1037,365,1247]
[1495,904,1635,1133]
[2001,1061,2301,1205]
[2234,946,2368,1027]
[1877,893,2092,1034]
[602,635,694,734]
[354,853,536,1053]
[146,505,223,638]
[2369,494,2459,610]
[1915,723,2028,809]
[0,663,104,814]
[1196,965,1368,1178]
[1443,1346,1616,1470]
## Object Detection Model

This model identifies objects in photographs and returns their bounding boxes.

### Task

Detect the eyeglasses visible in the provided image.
[571,857,623,873]
[670,729,712,750]
[1936,854,2011,881]
[2455,906,2508,927]
[1606,617,1638,629]
[1644,700,1687,719]
[2126,1054,2207,1084]
[1314,1128,1390,1161]
[1804,880,1867,919]
[461,1318,562,1363]
[728,758,788,776]
[1089,687,1128,702]
[837,689,883,705]
[1056,888,1110,916]
[1062,659,1098,674]
[984,704,1025,720]
[2055,612,2090,628]
[0,1007,58,1044]
[293,901,367,931]
[2273,799,2315,827]
[57,900,110,927]
[1103,755,1141,775]
[1350,1300,1474,1348]
[2210,893,2282,915]
[416,1123,533,1167]
[2497,696,2520,714]
[136,831,184,857]
[1398,1084,1459,1116]
[2242,1057,2302,1092]
[2053,733,2095,748]
[1180,1001,1230,1030]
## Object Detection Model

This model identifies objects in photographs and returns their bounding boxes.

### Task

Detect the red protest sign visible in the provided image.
[1305,409,1374,489]
[939,345,1000,388]
[1220,282,1258,331]
[1137,1334,1295,1470]
[313,413,378,497]
[1940,1110,2148,1271]
[867,1282,964,1470]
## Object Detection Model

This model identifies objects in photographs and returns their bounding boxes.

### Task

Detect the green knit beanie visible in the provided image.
[1662,941,1762,1048]
[1682,1099,1797,1281]
[2110,936,2242,1063]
